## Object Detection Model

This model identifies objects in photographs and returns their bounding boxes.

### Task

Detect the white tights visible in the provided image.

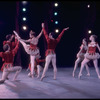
[41,54,57,80]
[1,66,22,81]
[78,58,100,79]
[73,57,90,77]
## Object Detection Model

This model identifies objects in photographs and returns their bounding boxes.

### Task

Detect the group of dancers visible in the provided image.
[0,22,100,84]
[73,35,100,79]
[0,23,69,83]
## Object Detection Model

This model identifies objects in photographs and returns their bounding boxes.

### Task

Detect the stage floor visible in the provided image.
[0,67,100,99]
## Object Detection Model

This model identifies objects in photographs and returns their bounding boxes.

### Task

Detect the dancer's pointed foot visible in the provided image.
[37,75,40,78]
[40,76,45,81]
[53,76,56,80]
[72,72,75,77]
[78,73,82,79]
[87,73,90,76]
[98,75,100,79]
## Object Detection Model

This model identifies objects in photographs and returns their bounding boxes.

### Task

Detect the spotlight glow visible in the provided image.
[87,4,90,8]
[54,3,58,7]
[54,12,58,16]
[55,29,59,33]
[22,8,26,12]
[23,17,26,21]
[88,30,92,34]
[22,1,27,5]
[55,21,58,24]
[22,26,27,30]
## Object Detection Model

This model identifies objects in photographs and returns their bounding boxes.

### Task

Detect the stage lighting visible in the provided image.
[54,3,58,7]
[22,1,27,5]
[22,8,26,12]
[88,30,92,34]
[55,29,59,33]
[23,17,26,21]
[54,12,58,16]
[87,4,90,8]
[55,21,58,24]
[22,25,27,30]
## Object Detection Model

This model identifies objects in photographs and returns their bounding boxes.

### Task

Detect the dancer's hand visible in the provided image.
[63,27,69,31]
[42,23,44,27]
[12,34,15,38]
[13,30,17,34]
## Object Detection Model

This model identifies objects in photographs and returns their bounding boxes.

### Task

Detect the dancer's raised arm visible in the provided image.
[56,27,69,43]
[41,23,49,41]
[37,29,43,39]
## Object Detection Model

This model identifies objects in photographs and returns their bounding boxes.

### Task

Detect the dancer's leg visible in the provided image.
[30,55,35,78]
[93,59,100,79]
[51,54,57,80]
[78,58,90,79]
[40,55,52,81]
[37,65,41,78]
[85,64,90,76]
[72,58,82,77]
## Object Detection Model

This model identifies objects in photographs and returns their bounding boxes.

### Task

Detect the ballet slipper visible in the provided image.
[78,73,82,79]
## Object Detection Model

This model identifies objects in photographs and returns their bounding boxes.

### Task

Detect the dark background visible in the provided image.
[0,0,100,69]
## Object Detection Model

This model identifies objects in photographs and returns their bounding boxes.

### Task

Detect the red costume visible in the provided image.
[43,27,66,56]
[0,41,19,71]
[3,39,18,51]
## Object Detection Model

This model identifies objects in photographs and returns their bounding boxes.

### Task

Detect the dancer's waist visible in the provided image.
[45,49,55,56]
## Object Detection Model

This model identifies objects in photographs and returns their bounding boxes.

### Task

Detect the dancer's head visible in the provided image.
[49,32,55,39]
[6,34,12,40]
[3,44,10,52]
[82,38,87,45]
[29,30,36,38]
[89,35,97,41]
[6,34,14,42]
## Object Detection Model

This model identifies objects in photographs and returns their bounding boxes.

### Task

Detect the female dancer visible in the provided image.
[0,37,22,84]
[78,35,100,79]
[40,23,69,81]
[72,38,90,77]
[13,29,43,78]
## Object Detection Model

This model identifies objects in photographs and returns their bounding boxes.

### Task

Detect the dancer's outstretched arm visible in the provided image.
[37,29,43,39]
[56,27,69,43]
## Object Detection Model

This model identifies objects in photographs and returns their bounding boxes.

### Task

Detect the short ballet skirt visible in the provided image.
[84,53,100,60]
[25,45,40,58]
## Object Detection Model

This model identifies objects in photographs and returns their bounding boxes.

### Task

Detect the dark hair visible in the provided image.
[82,38,86,42]
[3,44,10,51]
[29,30,36,37]
[49,32,56,38]
[6,34,12,40]
[91,35,97,40]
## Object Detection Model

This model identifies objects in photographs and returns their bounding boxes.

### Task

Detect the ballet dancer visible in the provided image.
[0,37,22,84]
[1,34,18,71]
[78,35,100,79]
[72,38,90,77]
[13,28,43,78]
[40,23,69,81]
